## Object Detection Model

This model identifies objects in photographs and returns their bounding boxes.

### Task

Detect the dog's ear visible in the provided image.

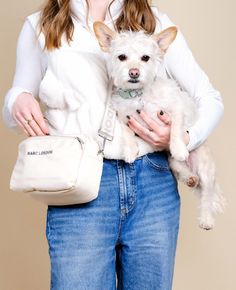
[152,26,177,52]
[93,21,117,52]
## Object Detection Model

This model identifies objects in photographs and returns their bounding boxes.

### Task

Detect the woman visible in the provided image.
[2,0,224,289]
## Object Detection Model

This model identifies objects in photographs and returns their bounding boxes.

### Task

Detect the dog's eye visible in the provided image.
[141,55,150,62]
[118,54,127,61]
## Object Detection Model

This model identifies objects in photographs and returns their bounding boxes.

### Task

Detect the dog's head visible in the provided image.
[94,22,177,89]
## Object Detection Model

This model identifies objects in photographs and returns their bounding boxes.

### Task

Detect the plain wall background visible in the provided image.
[0,0,235,289]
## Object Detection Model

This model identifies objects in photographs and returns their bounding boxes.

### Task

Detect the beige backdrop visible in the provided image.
[0,0,235,289]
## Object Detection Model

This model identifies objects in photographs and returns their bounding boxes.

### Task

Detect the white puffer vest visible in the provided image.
[27,10,168,160]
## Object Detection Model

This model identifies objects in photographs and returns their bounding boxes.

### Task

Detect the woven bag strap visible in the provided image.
[98,80,117,154]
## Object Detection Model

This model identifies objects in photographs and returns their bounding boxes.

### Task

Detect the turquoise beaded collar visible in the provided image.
[115,88,143,99]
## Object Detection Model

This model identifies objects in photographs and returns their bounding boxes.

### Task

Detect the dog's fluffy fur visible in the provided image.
[94,22,225,230]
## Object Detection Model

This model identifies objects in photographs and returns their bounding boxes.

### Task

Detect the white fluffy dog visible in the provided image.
[94,22,225,230]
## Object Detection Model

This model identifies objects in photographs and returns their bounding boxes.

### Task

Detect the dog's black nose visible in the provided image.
[129,68,140,79]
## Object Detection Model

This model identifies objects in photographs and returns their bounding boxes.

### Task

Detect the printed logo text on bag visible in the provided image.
[27,150,53,156]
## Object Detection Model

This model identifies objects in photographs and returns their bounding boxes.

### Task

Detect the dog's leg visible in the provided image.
[193,145,225,230]
[121,123,139,163]
[169,156,199,188]
[169,111,189,161]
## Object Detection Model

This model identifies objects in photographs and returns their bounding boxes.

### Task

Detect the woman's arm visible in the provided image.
[2,17,49,135]
[160,12,224,151]
[128,11,224,152]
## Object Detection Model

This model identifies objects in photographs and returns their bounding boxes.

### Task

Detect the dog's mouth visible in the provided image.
[128,79,140,83]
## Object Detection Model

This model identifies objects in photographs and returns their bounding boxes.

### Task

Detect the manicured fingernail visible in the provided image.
[160,110,164,116]
[136,109,141,114]
[126,115,130,119]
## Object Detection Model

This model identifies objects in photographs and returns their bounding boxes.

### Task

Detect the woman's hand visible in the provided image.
[127,110,190,151]
[12,92,49,136]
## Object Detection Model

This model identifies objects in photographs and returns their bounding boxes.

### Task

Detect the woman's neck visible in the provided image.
[88,0,112,22]
[70,0,123,26]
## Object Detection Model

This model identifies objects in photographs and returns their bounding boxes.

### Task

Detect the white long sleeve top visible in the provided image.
[2,0,224,151]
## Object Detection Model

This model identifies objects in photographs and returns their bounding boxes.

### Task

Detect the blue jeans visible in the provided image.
[46,151,180,290]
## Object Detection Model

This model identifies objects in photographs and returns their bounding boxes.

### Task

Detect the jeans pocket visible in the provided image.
[144,151,170,171]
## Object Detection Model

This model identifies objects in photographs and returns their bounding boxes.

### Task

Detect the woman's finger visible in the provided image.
[25,118,46,136]
[23,108,46,135]
[127,115,149,133]
[127,116,162,144]
[127,113,170,150]
[21,110,46,136]
[137,110,165,132]
[128,121,166,150]
[12,92,49,136]
[32,107,49,134]
[128,121,156,144]
[16,122,30,137]
[13,112,37,136]
[157,110,171,125]
[128,115,160,141]
[14,107,47,136]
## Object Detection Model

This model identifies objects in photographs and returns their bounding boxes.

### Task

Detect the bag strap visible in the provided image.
[98,80,116,155]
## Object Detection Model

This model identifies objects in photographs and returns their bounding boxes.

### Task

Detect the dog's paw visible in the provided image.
[123,145,139,163]
[124,152,137,163]
[186,175,199,188]
[170,142,189,161]
[199,213,215,230]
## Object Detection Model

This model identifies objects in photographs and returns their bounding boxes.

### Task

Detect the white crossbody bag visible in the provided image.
[9,97,117,206]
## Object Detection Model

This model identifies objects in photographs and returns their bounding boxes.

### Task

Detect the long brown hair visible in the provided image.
[114,0,156,34]
[39,0,156,50]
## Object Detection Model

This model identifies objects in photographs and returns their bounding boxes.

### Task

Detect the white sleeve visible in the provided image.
[2,18,47,128]
[159,13,224,151]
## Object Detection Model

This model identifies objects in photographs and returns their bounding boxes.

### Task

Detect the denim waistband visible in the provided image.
[103,150,169,165]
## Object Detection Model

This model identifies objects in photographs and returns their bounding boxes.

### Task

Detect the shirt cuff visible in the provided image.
[2,87,32,128]
[186,128,202,152]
